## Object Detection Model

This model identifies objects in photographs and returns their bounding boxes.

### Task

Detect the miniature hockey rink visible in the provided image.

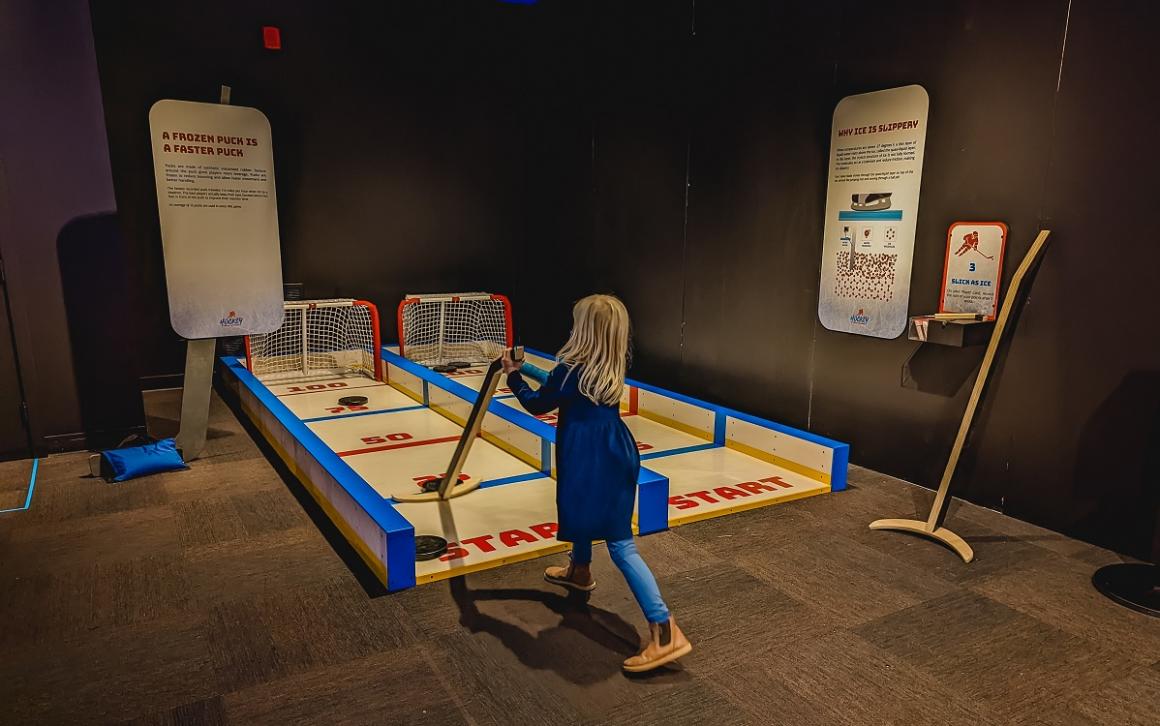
[221,346,848,591]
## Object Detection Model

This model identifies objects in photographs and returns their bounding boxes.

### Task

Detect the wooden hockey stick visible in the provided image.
[393,346,523,503]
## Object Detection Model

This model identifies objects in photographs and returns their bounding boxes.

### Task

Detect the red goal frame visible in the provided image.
[245,299,382,382]
[396,293,513,361]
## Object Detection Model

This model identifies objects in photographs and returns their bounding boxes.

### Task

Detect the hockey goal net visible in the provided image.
[397,293,512,367]
[245,299,382,383]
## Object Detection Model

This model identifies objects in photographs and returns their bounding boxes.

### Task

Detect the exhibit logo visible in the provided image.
[220,310,245,327]
[850,308,871,325]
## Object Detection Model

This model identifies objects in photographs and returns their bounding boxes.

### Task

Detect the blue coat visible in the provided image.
[507,365,639,543]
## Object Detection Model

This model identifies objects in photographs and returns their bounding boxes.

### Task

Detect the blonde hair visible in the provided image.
[556,294,630,406]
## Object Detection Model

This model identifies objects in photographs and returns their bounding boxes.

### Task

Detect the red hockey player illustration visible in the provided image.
[954,230,994,259]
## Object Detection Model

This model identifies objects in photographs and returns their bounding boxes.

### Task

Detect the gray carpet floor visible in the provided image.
[0,387,1156,725]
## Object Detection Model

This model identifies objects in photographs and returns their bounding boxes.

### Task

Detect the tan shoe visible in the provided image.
[544,563,596,592]
[623,617,692,672]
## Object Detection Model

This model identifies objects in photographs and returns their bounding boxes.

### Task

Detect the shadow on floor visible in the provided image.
[448,576,686,685]
[57,213,148,451]
[964,533,1074,545]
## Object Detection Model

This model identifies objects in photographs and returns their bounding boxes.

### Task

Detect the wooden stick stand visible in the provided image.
[393,347,522,503]
[871,230,1052,563]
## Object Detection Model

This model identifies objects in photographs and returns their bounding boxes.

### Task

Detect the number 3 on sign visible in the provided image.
[969,262,976,272]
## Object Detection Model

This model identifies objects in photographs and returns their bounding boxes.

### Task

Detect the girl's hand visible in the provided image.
[500,349,520,375]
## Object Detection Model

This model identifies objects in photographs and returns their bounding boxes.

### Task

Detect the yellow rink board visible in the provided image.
[398,476,567,584]
[644,447,829,526]
[233,347,842,589]
[623,415,707,456]
[483,407,708,458]
[239,365,558,587]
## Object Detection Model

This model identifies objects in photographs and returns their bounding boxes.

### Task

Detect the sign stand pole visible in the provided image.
[174,339,216,460]
[870,229,1052,562]
[174,85,232,462]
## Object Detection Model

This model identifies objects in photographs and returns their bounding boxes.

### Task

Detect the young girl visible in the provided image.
[501,294,692,673]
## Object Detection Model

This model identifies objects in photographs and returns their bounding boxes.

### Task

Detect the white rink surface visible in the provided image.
[253,358,832,584]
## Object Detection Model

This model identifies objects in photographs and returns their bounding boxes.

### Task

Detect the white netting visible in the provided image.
[399,292,511,367]
[247,299,380,383]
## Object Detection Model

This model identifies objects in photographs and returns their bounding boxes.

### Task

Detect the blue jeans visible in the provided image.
[571,538,670,624]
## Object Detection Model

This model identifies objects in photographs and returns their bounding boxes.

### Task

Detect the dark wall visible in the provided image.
[518,0,1159,558]
[964,0,1160,556]
[90,0,1159,557]
[0,0,144,455]
[90,0,537,380]
[806,0,1071,511]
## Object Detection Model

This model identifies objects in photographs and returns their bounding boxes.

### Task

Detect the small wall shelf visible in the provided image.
[907,316,994,348]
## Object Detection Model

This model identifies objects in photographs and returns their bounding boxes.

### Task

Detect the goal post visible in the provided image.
[397,292,512,367]
[245,299,382,383]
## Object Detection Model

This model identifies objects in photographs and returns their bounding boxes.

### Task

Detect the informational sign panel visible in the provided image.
[818,85,929,338]
[148,99,283,339]
[939,221,1008,319]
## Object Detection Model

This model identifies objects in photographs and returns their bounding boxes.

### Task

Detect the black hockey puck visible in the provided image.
[449,361,473,369]
[338,395,369,406]
[432,364,457,373]
[415,535,449,561]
